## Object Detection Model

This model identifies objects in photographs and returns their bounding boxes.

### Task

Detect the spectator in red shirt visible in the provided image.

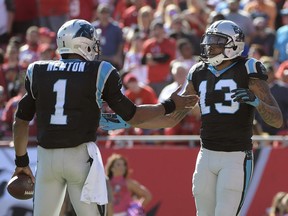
[123,73,162,145]
[141,20,176,96]
[123,72,158,105]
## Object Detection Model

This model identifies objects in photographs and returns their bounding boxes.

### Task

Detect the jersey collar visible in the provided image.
[208,62,237,77]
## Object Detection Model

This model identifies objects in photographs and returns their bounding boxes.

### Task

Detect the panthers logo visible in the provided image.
[232,25,245,42]
[73,22,94,40]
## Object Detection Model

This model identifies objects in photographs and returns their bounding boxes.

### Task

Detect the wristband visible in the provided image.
[15,152,29,167]
[161,98,176,115]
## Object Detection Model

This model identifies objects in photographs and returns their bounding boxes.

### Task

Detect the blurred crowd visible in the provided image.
[1,0,288,147]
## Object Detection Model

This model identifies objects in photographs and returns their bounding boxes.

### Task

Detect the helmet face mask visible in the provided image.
[201,34,228,46]
[200,20,245,66]
[57,19,100,61]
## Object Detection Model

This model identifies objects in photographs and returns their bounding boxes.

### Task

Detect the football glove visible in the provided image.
[99,113,131,131]
[231,88,260,107]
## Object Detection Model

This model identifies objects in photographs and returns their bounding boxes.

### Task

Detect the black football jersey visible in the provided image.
[188,58,268,151]
[16,59,136,148]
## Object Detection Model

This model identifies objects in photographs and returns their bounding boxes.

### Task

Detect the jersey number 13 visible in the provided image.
[199,79,239,115]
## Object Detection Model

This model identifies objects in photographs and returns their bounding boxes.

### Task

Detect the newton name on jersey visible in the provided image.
[47,61,86,72]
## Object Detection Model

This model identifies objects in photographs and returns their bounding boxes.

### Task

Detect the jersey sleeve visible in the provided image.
[102,68,136,122]
[187,63,199,82]
[245,58,268,81]
[15,93,36,121]
[15,64,36,121]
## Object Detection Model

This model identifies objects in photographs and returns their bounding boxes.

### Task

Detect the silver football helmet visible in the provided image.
[200,20,245,66]
[57,19,100,61]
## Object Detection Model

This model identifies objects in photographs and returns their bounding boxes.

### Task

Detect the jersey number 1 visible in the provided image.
[50,79,68,125]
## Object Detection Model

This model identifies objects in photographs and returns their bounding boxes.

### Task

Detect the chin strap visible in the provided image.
[95,40,101,60]
[208,53,225,66]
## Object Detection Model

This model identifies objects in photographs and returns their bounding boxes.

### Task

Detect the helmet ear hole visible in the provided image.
[233,46,237,51]
[88,47,91,52]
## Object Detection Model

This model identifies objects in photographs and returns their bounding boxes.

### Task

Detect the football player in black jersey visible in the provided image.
[135,20,283,216]
[10,19,199,216]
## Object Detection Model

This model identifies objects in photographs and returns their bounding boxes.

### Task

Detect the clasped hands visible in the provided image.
[169,86,200,110]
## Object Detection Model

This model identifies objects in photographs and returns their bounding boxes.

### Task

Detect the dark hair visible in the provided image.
[60,54,69,59]
[209,12,226,25]
[105,154,129,179]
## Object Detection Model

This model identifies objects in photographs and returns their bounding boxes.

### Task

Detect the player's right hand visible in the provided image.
[170,86,199,110]
[13,166,35,183]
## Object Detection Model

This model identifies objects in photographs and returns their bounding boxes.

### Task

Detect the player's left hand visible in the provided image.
[231,88,260,107]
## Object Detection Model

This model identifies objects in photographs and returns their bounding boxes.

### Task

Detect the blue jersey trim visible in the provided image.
[96,61,114,108]
[236,151,254,215]
[208,62,237,77]
[245,58,257,75]
[27,63,36,99]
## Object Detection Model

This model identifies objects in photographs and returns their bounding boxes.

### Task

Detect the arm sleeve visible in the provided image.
[102,71,137,121]
[15,93,36,121]
[15,72,36,121]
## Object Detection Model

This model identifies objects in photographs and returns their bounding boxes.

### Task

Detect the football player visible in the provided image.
[135,20,283,216]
